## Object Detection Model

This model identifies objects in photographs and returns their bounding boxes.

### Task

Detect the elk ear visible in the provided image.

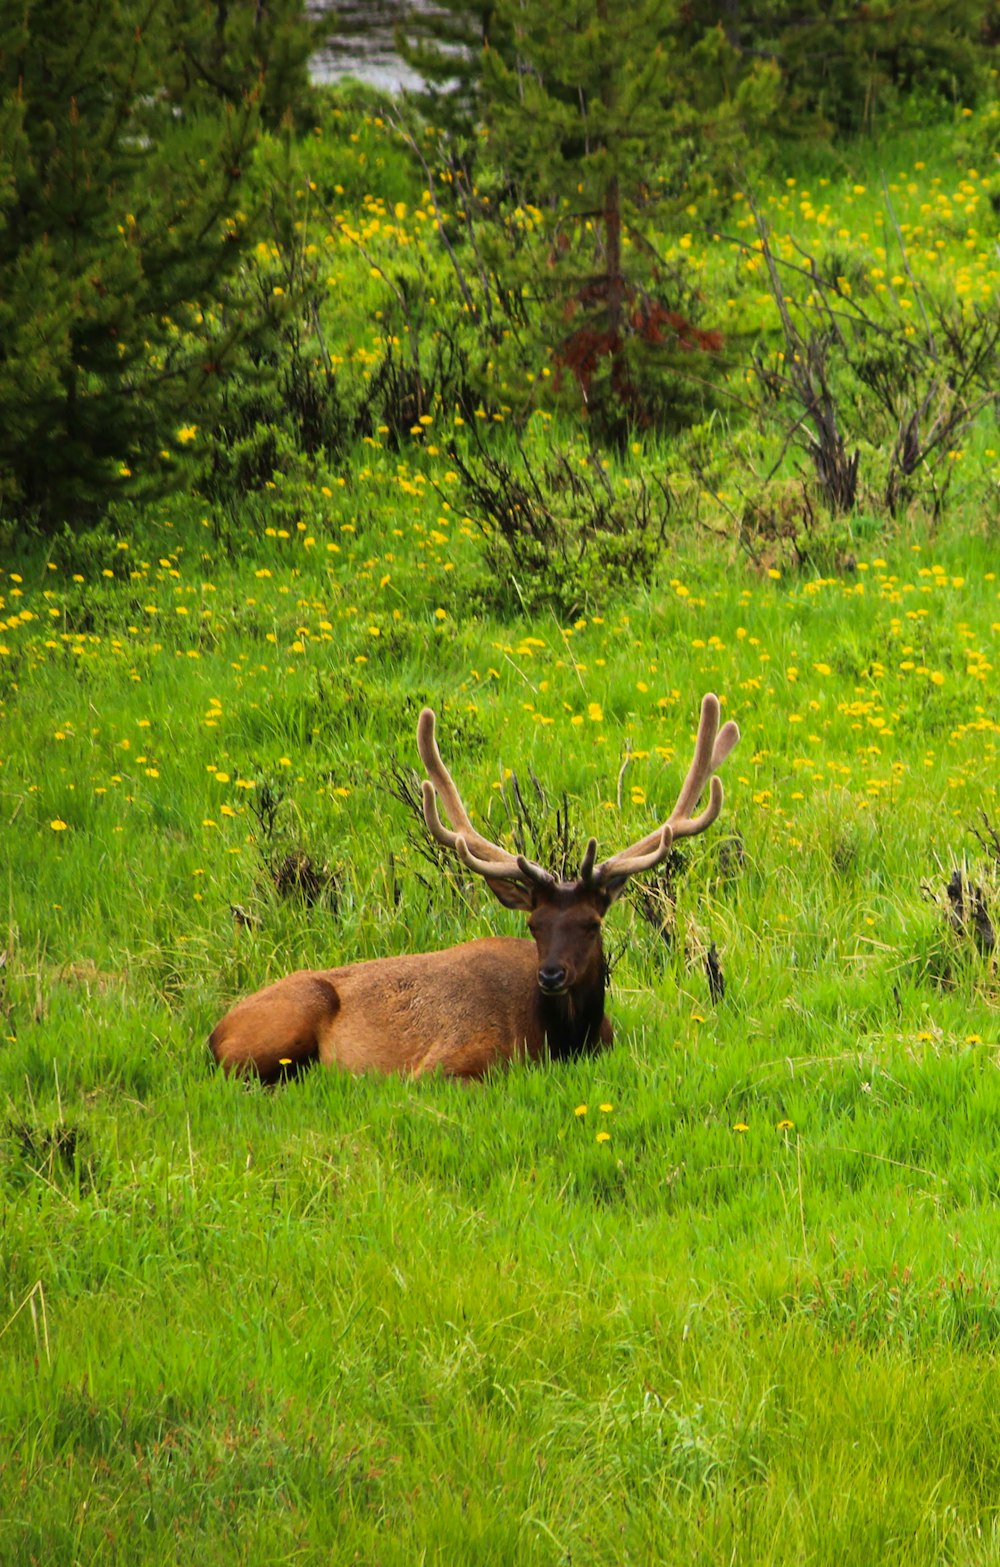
[484,876,535,912]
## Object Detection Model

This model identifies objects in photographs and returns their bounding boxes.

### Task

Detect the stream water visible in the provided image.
[309,0,446,93]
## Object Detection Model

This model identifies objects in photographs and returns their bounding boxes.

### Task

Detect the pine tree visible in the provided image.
[480,0,729,437]
[674,0,997,133]
[0,0,317,530]
[165,0,331,129]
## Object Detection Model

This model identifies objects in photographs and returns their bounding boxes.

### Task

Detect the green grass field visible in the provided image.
[3,102,1000,1564]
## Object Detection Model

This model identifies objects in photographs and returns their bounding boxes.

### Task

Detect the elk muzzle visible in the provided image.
[537,962,569,995]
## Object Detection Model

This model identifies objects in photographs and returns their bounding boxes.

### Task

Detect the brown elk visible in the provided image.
[209,693,739,1082]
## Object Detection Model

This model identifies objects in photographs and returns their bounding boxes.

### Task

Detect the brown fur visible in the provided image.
[209,887,613,1083]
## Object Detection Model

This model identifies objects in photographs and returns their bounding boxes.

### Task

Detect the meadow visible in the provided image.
[3,97,1000,1564]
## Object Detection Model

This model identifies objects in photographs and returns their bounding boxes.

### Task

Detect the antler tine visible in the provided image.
[667,696,741,841]
[656,715,741,842]
[595,824,674,881]
[590,693,740,889]
[712,718,741,773]
[417,708,477,841]
[417,708,551,884]
[579,837,599,883]
[455,836,555,887]
[667,692,721,826]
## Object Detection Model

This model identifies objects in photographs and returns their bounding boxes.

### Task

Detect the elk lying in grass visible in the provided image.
[209,694,739,1081]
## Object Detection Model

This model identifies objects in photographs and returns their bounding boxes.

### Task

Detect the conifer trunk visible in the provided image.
[603,170,623,342]
[596,0,623,357]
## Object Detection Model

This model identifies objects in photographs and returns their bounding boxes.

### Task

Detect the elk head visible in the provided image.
[417,695,740,1028]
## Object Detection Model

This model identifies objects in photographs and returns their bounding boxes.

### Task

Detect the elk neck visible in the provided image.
[533,957,608,1060]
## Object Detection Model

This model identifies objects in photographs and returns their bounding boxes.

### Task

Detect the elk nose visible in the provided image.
[538,964,568,994]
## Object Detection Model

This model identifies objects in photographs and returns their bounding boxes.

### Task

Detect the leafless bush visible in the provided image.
[449,433,674,616]
[922,814,1000,980]
[738,197,1000,522]
[248,781,340,910]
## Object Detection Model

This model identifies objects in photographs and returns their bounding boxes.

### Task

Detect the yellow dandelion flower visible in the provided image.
[574,1104,588,1117]
[733,1122,749,1133]
[50,819,68,832]
[596,1131,611,1143]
